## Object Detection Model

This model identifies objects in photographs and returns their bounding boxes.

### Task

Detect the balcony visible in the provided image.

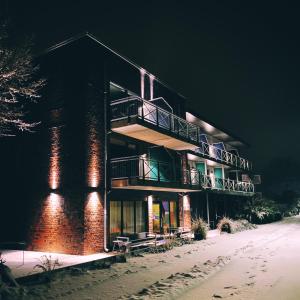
[110,157,254,195]
[111,97,252,171]
[200,174,255,195]
[111,156,202,192]
[189,141,252,171]
[111,96,200,150]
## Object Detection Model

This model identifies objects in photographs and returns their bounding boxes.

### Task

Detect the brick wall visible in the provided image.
[83,192,104,254]
[28,192,84,254]
[28,190,105,255]
[28,74,107,255]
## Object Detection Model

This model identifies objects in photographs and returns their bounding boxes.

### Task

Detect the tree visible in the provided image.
[0,22,45,136]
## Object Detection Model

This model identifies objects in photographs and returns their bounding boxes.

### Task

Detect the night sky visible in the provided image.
[4,0,300,173]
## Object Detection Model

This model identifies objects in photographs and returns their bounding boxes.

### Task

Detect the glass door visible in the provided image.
[162,201,170,233]
[152,203,161,233]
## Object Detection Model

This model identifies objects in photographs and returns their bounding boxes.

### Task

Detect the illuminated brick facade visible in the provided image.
[1,33,254,255]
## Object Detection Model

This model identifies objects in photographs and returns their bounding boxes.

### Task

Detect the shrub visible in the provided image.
[33,255,62,282]
[242,197,283,224]
[191,217,209,240]
[217,218,257,234]
[217,217,234,233]
[233,219,257,232]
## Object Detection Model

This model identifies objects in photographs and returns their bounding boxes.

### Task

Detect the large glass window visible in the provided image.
[170,200,177,228]
[136,201,146,233]
[110,201,121,240]
[123,201,135,235]
[162,200,170,233]
[152,199,178,233]
[152,203,160,233]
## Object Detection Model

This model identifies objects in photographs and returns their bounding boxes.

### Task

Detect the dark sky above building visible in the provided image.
[4,0,300,173]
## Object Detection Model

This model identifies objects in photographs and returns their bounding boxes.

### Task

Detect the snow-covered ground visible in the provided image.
[27,216,300,299]
[1,250,114,279]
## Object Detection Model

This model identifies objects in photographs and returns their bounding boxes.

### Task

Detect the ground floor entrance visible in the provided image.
[152,200,178,234]
[110,199,147,243]
[109,191,188,245]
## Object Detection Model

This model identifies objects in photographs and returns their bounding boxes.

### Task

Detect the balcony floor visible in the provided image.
[111,117,198,151]
[205,188,255,197]
[111,178,202,193]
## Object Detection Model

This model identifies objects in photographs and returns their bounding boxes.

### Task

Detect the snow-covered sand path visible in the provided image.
[28,216,300,300]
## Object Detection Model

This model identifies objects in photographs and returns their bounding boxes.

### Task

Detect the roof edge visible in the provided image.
[186,107,251,148]
[41,32,187,101]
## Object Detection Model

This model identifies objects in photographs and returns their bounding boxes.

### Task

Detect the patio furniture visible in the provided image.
[112,233,157,253]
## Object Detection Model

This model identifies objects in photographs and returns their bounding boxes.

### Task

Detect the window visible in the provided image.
[136,201,146,233]
[110,201,121,241]
[123,201,135,235]
[110,199,146,239]
[170,200,177,228]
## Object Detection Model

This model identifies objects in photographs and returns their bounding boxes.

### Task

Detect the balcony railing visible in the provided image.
[111,157,254,194]
[111,96,252,171]
[200,174,254,194]
[111,96,200,144]
[194,141,252,171]
[111,156,201,187]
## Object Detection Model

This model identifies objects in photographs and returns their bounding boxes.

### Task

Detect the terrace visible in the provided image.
[111,96,200,151]
[111,96,252,171]
[110,156,202,192]
[189,141,252,171]
[200,174,255,196]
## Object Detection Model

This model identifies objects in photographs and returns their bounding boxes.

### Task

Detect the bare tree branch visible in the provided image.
[0,22,45,137]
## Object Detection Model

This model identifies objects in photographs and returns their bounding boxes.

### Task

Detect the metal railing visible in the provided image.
[194,141,252,171]
[111,156,201,187]
[111,157,254,194]
[200,174,254,193]
[111,96,200,144]
[111,96,252,171]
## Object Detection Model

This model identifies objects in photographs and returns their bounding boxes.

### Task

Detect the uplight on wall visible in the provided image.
[48,192,62,215]
[86,191,100,211]
[87,120,101,188]
[49,127,61,190]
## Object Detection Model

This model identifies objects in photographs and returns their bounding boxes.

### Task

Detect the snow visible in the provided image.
[1,250,114,279]
[6,216,300,299]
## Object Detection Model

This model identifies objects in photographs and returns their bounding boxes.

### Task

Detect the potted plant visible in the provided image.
[191,217,208,240]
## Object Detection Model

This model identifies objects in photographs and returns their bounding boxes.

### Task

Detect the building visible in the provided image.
[0,33,256,255]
